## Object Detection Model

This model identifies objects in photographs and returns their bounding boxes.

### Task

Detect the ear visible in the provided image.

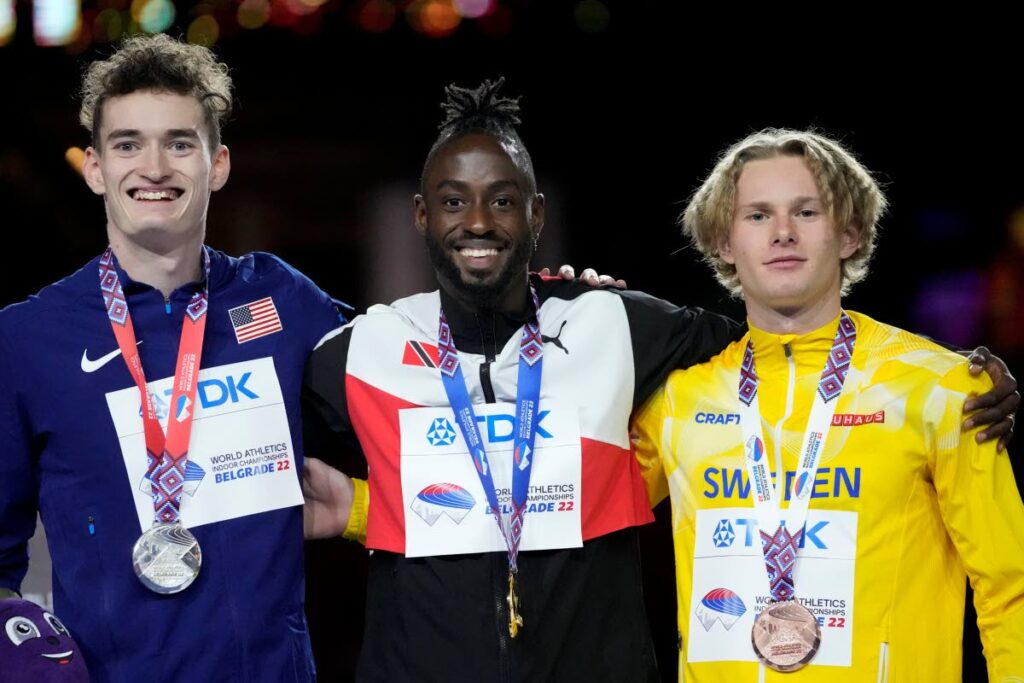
[530,193,545,242]
[209,145,231,192]
[83,147,106,196]
[413,194,427,236]
[839,221,861,260]
[718,233,735,265]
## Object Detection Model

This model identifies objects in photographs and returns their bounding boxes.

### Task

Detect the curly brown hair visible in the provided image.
[80,34,232,152]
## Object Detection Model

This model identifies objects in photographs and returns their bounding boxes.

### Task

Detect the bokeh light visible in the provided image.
[0,1,15,47]
[33,0,81,46]
[187,14,219,46]
[408,0,461,38]
[454,0,494,19]
[357,0,396,33]
[237,0,271,29]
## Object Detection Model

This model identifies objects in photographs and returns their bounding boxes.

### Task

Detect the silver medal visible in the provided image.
[131,522,202,594]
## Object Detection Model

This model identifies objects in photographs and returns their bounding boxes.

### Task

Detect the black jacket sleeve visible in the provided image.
[618,289,745,409]
[302,327,367,473]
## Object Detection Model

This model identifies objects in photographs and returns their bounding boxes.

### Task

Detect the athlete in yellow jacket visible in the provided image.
[633,130,1024,682]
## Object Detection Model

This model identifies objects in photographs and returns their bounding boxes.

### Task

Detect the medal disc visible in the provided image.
[132,522,202,594]
[751,599,821,672]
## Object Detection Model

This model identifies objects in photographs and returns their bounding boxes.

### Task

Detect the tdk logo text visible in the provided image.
[695,412,740,425]
[196,373,259,407]
[427,411,553,446]
[712,518,830,550]
[142,373,259,419]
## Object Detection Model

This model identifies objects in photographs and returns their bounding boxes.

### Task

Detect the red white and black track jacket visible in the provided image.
[303,276,741,683]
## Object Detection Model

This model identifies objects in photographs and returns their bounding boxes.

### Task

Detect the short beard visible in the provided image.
[425,230,535,311]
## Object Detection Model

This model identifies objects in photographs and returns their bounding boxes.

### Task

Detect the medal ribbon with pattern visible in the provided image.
[737,312,856,602]
[99,247,210,526]
[436,287,544,637]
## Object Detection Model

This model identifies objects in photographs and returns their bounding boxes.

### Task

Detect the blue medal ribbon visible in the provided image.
[436,287,544,636]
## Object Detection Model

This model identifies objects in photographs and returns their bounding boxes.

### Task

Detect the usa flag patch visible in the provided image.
[228,297,283,343]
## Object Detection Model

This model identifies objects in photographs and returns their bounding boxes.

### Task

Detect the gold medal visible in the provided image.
[507,572,523,638]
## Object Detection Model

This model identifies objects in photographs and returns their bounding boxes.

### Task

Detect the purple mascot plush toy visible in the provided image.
[0,599,89,682]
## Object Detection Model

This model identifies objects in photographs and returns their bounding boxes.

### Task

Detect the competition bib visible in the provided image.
[688,506,857,666]
[106,357,303,531]
[399,402,582,558]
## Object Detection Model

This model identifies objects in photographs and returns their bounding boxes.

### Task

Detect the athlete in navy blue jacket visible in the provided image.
[0,35,343,682]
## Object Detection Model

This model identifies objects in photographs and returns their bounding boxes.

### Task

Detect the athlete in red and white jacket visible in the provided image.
[304,276,739,682]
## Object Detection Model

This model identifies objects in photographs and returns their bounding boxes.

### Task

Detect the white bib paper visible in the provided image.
[688,506,857,666]
[106,357,303,532]
[399,402,582,557]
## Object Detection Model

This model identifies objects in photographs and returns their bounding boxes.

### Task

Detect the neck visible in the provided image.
[108,229,205,298]
[439,274,531,317]
[745,292,841,335]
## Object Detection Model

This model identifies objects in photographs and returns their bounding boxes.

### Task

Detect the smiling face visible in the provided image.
[415,132,544,312]
[0,599,89,682]
[83,90,230,253]
[720,155,859,327]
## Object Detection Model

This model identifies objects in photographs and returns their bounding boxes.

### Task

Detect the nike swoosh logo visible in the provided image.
[81,341,142,373]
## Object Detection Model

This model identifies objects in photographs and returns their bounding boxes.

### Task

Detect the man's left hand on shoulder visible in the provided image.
[963,346,1019,453]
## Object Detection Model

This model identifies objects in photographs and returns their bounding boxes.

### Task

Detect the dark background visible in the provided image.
[3,2,1023,680]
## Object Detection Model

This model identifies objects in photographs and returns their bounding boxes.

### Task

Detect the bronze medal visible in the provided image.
[751,599,820,672]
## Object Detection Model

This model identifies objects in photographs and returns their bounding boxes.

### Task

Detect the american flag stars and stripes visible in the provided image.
[228,297,283,343]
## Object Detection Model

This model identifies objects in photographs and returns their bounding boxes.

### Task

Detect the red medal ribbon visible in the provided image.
[99,247,210,524]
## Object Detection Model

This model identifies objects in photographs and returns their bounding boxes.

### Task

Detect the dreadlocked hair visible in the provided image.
[439,77,521,133]
[421,77,536,194]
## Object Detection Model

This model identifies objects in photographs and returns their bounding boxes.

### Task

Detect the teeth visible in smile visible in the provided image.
[460,248,498,257]
[132,190,179,200]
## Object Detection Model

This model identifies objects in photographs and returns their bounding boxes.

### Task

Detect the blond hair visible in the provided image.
[681,129,887,296]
